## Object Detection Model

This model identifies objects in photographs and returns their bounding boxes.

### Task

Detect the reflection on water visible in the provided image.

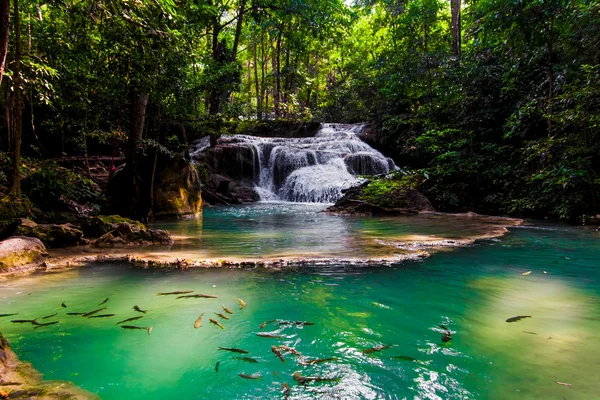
[0,208,599,399]
[141,202,519,262]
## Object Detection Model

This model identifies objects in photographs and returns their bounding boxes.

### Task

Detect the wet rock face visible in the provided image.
[152,156,203,218]
[109,154,202,219]
[94,222,173,247]
[0,236,48,271]
[8,218,84,248]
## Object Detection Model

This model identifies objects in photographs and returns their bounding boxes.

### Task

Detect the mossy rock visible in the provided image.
[82,215,146,238]
[93,222,172,247]
[11,219,84,248]
[0,236,48,272]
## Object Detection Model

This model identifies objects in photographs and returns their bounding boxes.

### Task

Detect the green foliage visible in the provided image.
[21,162,103,212]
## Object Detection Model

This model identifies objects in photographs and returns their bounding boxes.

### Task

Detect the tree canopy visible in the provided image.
[0,0,598,220]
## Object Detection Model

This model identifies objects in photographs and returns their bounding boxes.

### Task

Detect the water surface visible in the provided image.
[1,207,599,399]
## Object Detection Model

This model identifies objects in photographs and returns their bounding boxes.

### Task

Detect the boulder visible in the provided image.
[9,218,84,248]
[109,154,202,219]
[327,182,434,215]
[152,156,203,218]
[0,236,48,272]
[94,222,173,247]
[82,215,146,238]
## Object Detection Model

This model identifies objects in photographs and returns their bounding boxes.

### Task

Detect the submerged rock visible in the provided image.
[94,222,172,247]
[0,330,97,399]
[0,236,48,272]
[7,218,84,248]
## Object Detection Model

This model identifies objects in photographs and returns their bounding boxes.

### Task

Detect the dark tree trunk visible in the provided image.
[124,91,149,216]
[231,0,246,62]
[10,0,22,195]
[451,0,461,56]
[0,0,9,86]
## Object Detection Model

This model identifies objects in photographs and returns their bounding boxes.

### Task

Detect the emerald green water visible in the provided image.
[1,204,600,399]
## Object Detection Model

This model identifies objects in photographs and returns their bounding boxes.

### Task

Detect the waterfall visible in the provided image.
[193,123,397,203]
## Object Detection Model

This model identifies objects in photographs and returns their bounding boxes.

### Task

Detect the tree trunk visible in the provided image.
[231,0,246,62]
[253,40,262,119]
[124,91,149,216]
[10,0,22,195]
[0,0,9,87]
[450,0,461,56]
[545,22,554,137]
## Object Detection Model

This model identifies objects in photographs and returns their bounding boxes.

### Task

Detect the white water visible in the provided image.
[193,123,397,203]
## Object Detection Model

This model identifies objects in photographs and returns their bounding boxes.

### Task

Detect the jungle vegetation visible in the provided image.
[0,0,598,221]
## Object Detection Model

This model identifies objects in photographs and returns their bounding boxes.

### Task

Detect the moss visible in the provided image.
[359,173,424,208]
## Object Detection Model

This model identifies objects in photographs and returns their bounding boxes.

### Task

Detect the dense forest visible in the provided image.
[0,0,598,221]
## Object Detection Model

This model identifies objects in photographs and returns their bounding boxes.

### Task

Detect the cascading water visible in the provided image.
[193,123,398,203]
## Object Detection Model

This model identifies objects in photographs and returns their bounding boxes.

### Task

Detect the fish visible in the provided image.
[281,383,291,399]
[116,316,144,325]
[133,305,147,314]
[257,332,284,339]
[278,345,302,357]
[238,373,262,380]
[522,271,531,276]
[176,294,217,299]
[222,305,233,314]
[292,372,341,385]
[194,313,204,329]
[61,302,67,308]
[214,312,230,320]
[0,313,18,317]
[215,361,220,373]
[302,357,338,365]
[10,319,36,324]
[271,345,285,363]
[523,331,537,335]
[361,344,393,354]
[390,356,417,362]
[555,381,571,387]
[506,315,532,323]
[157,291,194,296]
[89,314,116,318]
[42,313,57,319]
[121,325,152,335]
[259,320,276,329]
[233,356,259,363]
[210,318,225,330]
[442,333,453,342]
[218,347,249,354]
[66,312,86,315]
[99,298,109,305]
[33,321,59,328]
[83,307,107,317]
[278,320,314,327]
[236,297,247,309]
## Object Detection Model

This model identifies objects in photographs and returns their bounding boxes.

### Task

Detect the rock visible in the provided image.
[0,236,48,272]
[8,218,84,248]
[82,215,146,238]
[0,330,98,399]
[109,154,202,219]
[327,180,434,215]
[93,222,173,247]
